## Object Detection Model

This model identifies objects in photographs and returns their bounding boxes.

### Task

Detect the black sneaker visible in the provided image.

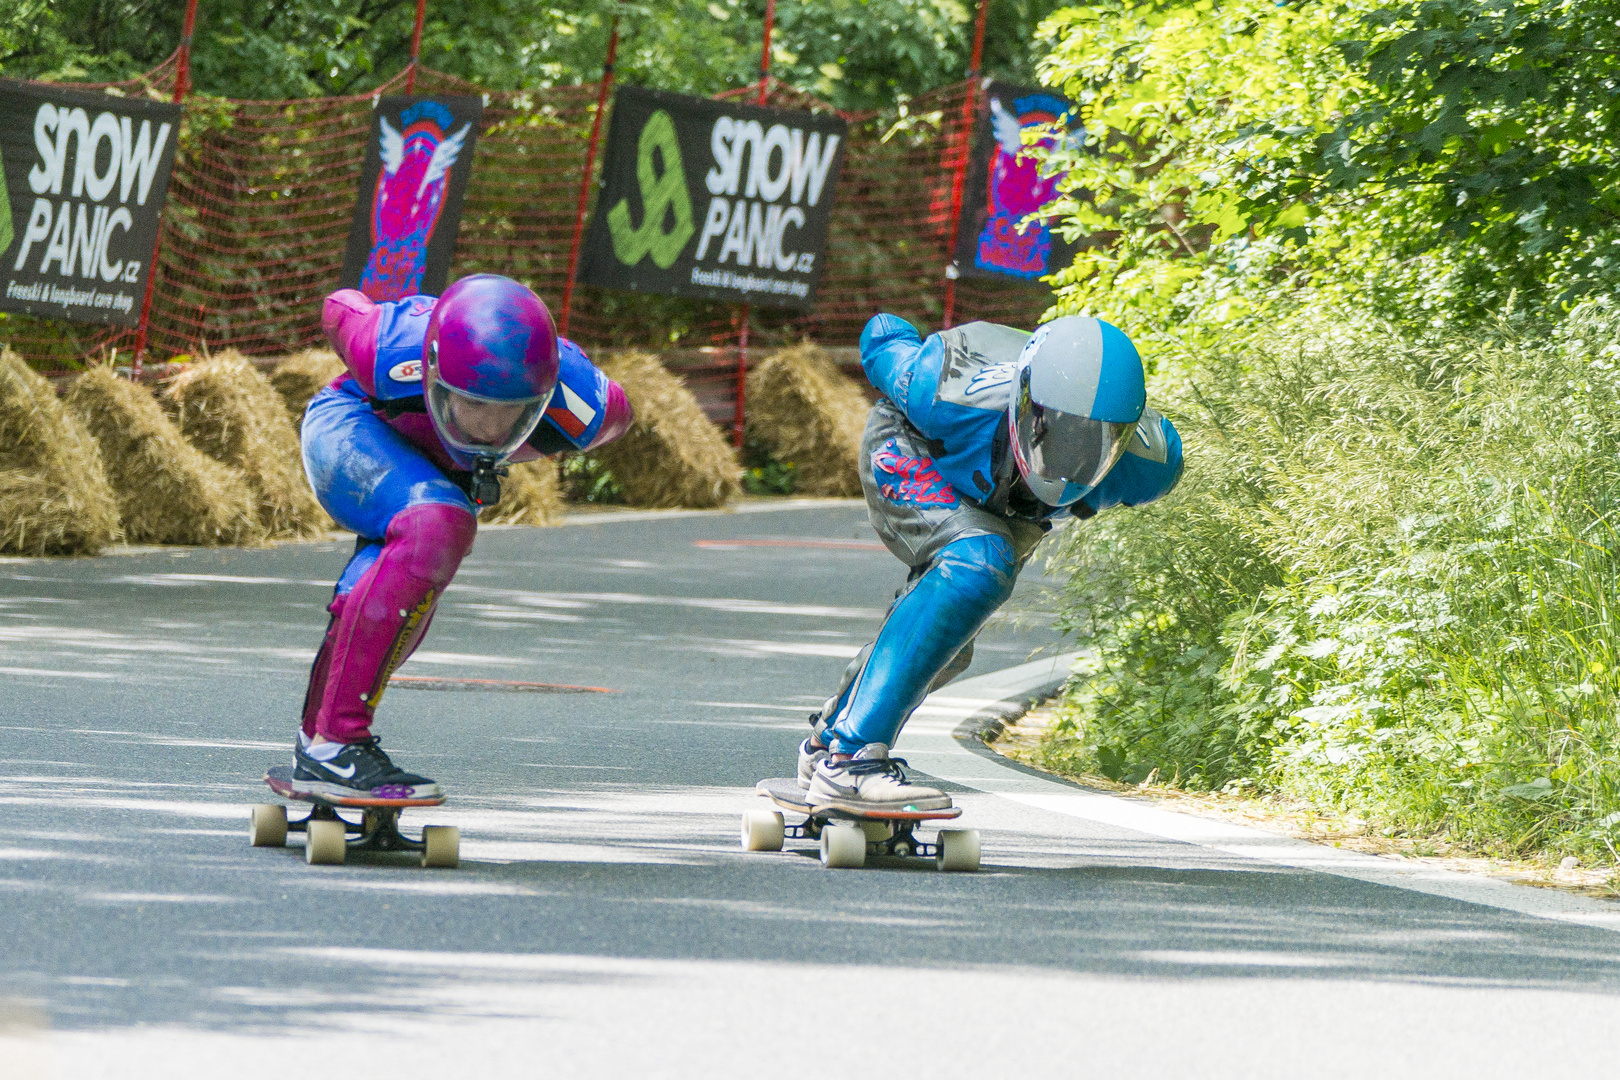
[292,736,441,800]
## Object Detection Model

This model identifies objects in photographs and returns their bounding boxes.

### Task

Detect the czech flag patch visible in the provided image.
[545,380,598,441]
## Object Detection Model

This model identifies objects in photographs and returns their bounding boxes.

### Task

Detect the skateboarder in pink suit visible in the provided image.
[290,274,631,800]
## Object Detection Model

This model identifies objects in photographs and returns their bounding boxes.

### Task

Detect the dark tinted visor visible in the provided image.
[1014,367,1134,497]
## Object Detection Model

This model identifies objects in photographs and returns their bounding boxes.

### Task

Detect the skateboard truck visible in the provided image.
[781,816,937,859]
[287,804,428,853]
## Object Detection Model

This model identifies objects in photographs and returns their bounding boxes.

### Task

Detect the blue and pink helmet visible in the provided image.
[422,274,560,465]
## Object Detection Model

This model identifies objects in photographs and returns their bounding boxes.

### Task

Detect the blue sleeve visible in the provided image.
[532,339,614,452]
[370,295,436,399]
[1080,412,1184,514]
[860,314,944,436]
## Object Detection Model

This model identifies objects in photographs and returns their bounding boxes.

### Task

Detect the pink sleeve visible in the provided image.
[584,379,634,450]
[321,289,380,396]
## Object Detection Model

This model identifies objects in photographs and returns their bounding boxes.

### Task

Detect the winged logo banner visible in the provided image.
[340,95,483,301]
[951,81,1084,283]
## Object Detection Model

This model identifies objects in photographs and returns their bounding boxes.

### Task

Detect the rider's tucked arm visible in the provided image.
[526,339,634,456]
[321,289,381,395]
[1079,409,1184,515]
[860,314,946,437]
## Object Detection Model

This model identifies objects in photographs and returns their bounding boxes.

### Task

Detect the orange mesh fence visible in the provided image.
[2,58,1053,376]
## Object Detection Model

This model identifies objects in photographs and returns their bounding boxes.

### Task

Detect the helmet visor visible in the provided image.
[1012,367,1134,506]
[426,380,547,462]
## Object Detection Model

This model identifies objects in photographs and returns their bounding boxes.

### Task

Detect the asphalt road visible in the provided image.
[5,500,1620,1078]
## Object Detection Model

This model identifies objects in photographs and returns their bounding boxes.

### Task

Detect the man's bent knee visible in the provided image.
[384,503,477,589]
[931,533,1018,609]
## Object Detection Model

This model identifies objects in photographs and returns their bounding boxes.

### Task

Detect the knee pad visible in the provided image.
[384,503,477,589]
[929,533,1018,612]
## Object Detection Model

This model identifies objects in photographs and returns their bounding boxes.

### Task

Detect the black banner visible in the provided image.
[0,81,180,327]
[952,81,1083,283]
[577,86,846,310]
[340,95,482,301]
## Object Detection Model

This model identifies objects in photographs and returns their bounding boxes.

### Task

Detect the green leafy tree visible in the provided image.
[1034,0,1620,340]
[2,0,1067,108]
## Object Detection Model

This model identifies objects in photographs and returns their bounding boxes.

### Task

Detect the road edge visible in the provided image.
[918,654,1620,935]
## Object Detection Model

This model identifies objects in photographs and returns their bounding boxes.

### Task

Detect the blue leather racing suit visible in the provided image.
[817,314,1184,754]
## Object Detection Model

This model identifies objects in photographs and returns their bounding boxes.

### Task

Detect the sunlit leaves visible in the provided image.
[1033,0,1620,342]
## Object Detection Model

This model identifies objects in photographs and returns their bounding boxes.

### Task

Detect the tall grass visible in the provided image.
[1044,302,1620,859]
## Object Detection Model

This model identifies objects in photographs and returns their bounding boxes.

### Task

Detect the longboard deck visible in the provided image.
[264,764,446,809]
[757,777,962,822]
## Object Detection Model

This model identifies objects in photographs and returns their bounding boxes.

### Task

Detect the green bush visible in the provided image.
[1034,0,1620,341]
[741,437,798,497]
[559,453,625,505]
[1044,301,1620,860]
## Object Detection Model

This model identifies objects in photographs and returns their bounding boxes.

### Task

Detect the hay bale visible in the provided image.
[269,348,347,424]
[590,351,741,508]
[0,348,120,555]
[65,367,263,546]
[163,350,331,540]
[480,457,564,526]
[745,342,868,496]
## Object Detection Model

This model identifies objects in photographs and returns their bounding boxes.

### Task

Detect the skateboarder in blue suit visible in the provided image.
[798,313,1184,811]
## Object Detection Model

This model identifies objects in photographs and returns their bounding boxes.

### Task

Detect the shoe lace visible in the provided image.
[841,756,911,780]
[349,736,394,766]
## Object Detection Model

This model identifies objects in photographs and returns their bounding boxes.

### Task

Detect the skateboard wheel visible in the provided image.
[858,820,892,843]
[820,824,866,869]
[421,825,460,869]
[740,810,785,852]
[249,804,287,848]
[936,828,980,872]
[305,819,347,865]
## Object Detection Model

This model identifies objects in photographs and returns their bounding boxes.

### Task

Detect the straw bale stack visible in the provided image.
[65,367,263,546]
[590,351,741,508]
[269,348,347,425]
[0,348,120,555]
[163,350,331,539]
[745,343,869,496]
[479,457,564,526]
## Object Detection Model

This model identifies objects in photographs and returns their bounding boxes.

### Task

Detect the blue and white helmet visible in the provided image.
[1007,315,1146,507]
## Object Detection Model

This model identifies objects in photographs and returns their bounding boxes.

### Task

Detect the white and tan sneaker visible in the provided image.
[797,737,830,789]
[804,744,951,812]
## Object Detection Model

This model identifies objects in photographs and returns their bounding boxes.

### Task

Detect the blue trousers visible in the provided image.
[301,379,475,594]
[816,401,1046,754]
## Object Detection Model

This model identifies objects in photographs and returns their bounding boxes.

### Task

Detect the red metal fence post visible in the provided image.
[732,311,749,447]
[757,0,776,105]
[733,0,777,448]
[405,0,427,94]
[559,11,621,339]
[131,0,199,379]
[941,0,991,330]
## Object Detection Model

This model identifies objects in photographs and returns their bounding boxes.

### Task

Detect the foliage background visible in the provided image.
[1,0,1067,109]
[1030,0,1620,861]
[1033,0,1620,342]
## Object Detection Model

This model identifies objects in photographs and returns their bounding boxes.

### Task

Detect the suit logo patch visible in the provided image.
[963,359,1017,398]
[872,440,958,507]
[545,381,598,440]
[388,359,423,383]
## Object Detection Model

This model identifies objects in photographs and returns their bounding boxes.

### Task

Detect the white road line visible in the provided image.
[903,652,1620,934]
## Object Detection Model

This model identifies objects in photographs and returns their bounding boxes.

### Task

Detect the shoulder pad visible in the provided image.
[371,295,436,400]
[936,322,1030,411]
